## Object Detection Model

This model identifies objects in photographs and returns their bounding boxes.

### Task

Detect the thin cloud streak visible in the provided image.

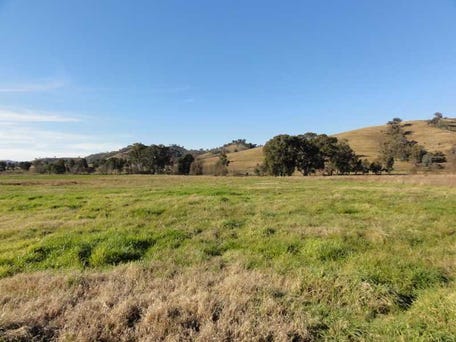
[0,126,124,160]
[0,107,122,160]
[0,109,80,123]
[0,79,65,93]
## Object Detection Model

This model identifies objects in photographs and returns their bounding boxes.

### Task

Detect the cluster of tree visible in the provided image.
[0,161,32,172]
[32,158,90,174]
[427,112,456,132]
[95,143,196,175]
[208,139,257,154]
[262,133,379,176]
[381,118,446,170]
[428,112,444,126]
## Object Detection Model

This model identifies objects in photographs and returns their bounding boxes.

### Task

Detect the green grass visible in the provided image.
[0,174,455,340]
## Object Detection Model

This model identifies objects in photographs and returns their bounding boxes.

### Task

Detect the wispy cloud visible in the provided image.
[0,109,80,123]
[0,125,124,160]
[0,79,65,93]
[76,84,192,95]
[0,108,125,160]
[149,85,192,94]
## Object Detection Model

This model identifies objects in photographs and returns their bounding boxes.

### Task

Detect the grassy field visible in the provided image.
[0,174,455,341]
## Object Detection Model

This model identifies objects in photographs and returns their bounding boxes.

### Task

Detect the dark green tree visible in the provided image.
[146,144,172,174]
[369,161,383,175]
[295,135,323,176]
[332,141,358,174]
[128,143,148,173]
[383,156,394,173]
[51,159,66,174]
[177,154,195,175]
[263,135,298,176]
[18,162,32,171]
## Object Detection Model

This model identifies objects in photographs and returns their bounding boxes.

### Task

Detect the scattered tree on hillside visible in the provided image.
[428,112,443,126]
[381,117,450,170]
[214,151,230,176]
[410,144,427,165]
[229,139,257,149]
[427,112,456,131]
[381,118,414,163]
[421,151,446,167]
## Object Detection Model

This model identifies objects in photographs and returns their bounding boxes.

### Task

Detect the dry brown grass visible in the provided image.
[327,174,456,187]
[0,263,323,341]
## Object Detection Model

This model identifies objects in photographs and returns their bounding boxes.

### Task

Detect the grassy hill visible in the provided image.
[335,120,456,160]
[198,146,264,175]
[199,120,456,174]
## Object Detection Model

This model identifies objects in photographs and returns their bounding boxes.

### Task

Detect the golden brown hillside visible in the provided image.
[199,120,455,174]
[335,120,455,160]
[199,146,263,175]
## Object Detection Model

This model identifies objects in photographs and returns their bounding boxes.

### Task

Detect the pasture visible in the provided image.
[0,174,455,341]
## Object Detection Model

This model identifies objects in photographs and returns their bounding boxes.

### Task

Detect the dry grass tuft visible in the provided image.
[0,264,317,341]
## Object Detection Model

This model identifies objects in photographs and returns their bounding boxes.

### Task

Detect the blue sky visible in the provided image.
[0,0,455,160]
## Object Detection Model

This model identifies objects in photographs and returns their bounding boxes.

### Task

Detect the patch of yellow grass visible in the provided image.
[0,263,316,341]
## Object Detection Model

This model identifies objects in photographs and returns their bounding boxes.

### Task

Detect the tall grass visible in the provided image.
[0,174,455,340]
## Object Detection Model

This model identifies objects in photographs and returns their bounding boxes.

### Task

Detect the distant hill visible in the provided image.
[85,146,137,163]
[198,120,456,174]
[335,119,456,160]
[80,119,455,174]
[84,140,257,164]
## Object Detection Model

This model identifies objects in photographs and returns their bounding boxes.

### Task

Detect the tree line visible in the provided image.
[0,161,32,172]
[1,114,453,175]
[25,144,197,175]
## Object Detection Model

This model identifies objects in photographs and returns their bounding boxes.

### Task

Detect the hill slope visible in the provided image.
[335,120,455,160]
[199,120,456,174]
